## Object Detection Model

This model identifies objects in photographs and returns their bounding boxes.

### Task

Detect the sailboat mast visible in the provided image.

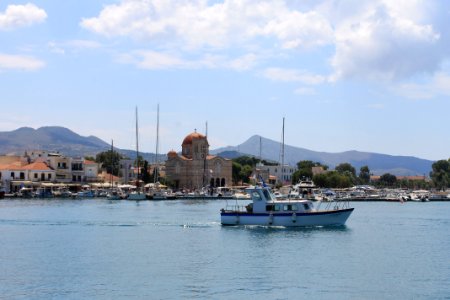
[281,117,285,184]
[111,139,114,187]
[203,121,208,188]
[259,136,262,163]
[135,107,140,186]
[154,104,159,184]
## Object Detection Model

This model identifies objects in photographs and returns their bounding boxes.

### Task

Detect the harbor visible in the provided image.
[2,183,449,202]
[1,197,449,299]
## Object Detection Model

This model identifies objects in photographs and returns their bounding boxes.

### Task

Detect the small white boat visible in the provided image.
[106,189,123,200]
[127,190,147,201]
[220,185,354,227]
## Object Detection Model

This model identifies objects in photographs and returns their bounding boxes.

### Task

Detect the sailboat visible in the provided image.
[127,107,147,200]
[149,104,168,200]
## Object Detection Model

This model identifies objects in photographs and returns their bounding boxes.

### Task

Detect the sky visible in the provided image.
[0,0,449,161]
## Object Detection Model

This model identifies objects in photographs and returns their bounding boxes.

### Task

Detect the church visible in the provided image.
[165,131,232,190]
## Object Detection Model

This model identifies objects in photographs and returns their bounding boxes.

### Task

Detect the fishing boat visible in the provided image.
[220,185,354,227]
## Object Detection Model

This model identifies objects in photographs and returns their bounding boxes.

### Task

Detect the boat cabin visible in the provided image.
[245,186,314,214]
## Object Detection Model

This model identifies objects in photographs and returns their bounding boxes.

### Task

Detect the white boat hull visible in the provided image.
[221,208,354,227]
[127,193,147,201]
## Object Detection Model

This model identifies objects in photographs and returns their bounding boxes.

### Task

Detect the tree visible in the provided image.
[335,163,356,177]
[297,160,315,170]
[232,162,242,184]
[292,160,327,184]
[379,173,397,187]
[359,165,370,184]
[430,159,450,190]
[95,150,124,176]
[239,165,254,183]
[134,155,145,168]
[313,173,328,187]
[141,160,151,183]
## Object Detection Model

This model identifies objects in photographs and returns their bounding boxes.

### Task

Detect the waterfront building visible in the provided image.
[165,131,232,190]
[0,152,101,191]
[253,163,296,185]
[0,159,56,193]
[84,160,99,182]
[119,159,135,184]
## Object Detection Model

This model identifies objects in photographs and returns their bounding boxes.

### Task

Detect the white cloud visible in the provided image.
[395,72,450,99]
[117,50,189,69]
[48,40,103,55]
[0,53,45,71]
[263,68,326,85]
[80,0,334,50]
[0,3,47,30]
[294,87,316,95]
[117,50,260,71]
[81,0,450,83]
[330,0,442,81]
[261,10,333,49]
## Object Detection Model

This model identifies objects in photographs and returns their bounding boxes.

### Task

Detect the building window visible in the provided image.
[11,172,15,178]
[41,173,45,181]
[48,174,52,180]
[34,173,38,179]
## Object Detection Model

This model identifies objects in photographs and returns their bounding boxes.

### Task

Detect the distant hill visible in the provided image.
[212,135,433,176]
[0,127,434,175]
[0,126,162,162]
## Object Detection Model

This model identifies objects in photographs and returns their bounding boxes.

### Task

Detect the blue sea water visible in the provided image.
[0,199,449,299]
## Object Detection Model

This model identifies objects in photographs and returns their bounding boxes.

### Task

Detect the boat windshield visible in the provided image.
[263,189,274,201]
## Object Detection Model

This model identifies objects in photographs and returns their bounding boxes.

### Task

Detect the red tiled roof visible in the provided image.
[84,160,96,165]
[22,161,53,171]
[0,161,27,170]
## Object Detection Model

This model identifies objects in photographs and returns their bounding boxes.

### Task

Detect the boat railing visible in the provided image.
[316,197,352,211]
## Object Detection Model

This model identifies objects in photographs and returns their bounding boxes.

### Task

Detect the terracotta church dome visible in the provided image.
[167,150,178,158]
[182,131,206,145]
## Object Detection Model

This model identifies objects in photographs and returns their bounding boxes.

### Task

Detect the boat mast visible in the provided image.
[281,117,285,185]
[111,139,114,187]
[154,103,159,184]
[259,136,262,163]
[203,121,208,188]
[135,106,140,188]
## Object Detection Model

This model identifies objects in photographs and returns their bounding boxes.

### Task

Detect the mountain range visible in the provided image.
[0,126,160,162]
[211,135,433,176]
[0,127,434,176]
